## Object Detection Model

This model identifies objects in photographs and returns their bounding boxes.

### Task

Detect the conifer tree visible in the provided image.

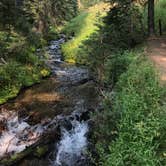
[0,0,17,30]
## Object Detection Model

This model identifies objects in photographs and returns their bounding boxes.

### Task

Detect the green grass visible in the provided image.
[62,3,109,63]
[92,54,166,165]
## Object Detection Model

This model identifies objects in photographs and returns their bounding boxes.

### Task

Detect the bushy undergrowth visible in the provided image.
[62,3,109,63]
[0,61,50,104]
[93,55,166,165]
[0,31,50,104]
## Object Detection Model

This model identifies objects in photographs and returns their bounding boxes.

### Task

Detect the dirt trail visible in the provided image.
[147,37,166,82]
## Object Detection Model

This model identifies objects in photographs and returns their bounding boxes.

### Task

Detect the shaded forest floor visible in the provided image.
[147,37,166,82]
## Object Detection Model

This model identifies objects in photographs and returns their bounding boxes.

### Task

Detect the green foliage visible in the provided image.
[93,56,166,165]
[0,31,25,57]
[24,0,78,36]
[77,37,137,83]
[155,0,166,34]
[62,3,108,63]
[104,1,145,48]
[0,30,50,104]
[72,1,145,82]
[15,47,38,64]
[104,51,136,85]
[46,26,59,41]
[80,0,104,8]
[0,60,50,104]
[34,146,49,157]
[62,12,89,37]
[0,0,18,30]
[142,0,166,35]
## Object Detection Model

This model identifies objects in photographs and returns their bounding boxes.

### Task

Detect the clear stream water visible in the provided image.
[0,38,95,166]
[47,38,90,165]
[52,118,88,166]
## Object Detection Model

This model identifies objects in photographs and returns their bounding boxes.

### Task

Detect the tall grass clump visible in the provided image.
[93,56,166,165]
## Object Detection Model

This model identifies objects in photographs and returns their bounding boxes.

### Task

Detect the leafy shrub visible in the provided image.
[15,46,39,65]
[77,36,137,84]
[76,29,112,82]
[0,60,50,104]
[104,51,136,85]
[27,32,47,48]
[45,26,59,41]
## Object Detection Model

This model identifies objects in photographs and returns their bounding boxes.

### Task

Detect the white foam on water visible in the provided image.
[53,120,88,166]
[0,111,45,157]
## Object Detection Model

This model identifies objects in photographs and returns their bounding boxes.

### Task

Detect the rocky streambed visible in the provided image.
[0,37,99,166]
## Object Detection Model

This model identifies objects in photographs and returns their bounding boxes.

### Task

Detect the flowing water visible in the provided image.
[51,116,89,166]
[0,37,97,166]
[0,110,44,156]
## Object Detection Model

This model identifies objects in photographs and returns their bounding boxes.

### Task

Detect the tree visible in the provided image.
[148,0,155,36]
[0,0,17,30]
[24,0,78,35]
[104,0,145,48]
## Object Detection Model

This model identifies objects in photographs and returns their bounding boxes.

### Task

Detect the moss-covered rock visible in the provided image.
[34,145,49,158]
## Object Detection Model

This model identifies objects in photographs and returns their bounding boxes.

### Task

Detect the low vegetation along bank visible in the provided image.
[61,2,109,63]
[92,54,166,165]
[0,31,50,105]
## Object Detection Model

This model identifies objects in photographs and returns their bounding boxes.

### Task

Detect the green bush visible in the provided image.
[27,32,47,48]
[104,51,136,85]
[15,46,39,65]
[0,60,50,104]
[45,26,59,41]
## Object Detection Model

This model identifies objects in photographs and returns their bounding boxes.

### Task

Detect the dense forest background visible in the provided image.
[0,0,166,165]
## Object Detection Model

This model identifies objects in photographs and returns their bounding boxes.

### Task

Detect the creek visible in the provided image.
[0,37,99,166]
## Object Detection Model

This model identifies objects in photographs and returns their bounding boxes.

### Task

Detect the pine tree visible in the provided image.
[24,0,78,34]
[0,0,17,30]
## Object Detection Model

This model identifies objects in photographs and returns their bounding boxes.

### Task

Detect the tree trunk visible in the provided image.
[148,0,155,36]
[77,0,82,9]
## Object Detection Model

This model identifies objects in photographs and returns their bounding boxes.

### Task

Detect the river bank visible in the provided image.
[0,38,99,166]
